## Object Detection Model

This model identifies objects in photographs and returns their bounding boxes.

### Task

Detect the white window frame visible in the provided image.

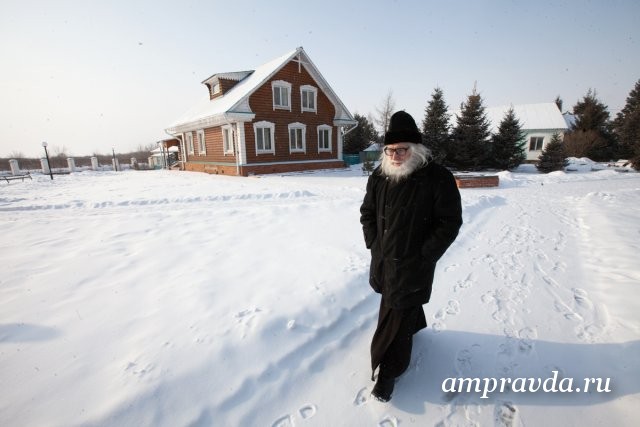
[317,125,332,152]
[197,130,206,155]
[529,136,544,151]
[213,83,221,95]
[300,85,317,113]
[186,132,194,155]
[272,80,292,111]
[222,125,234,155]
[288,122,306,153]
[254,121,275,155]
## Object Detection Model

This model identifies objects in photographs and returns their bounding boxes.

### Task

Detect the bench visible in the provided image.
[2,173,32,183]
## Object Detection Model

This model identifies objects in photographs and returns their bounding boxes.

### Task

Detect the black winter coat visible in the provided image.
[360,162,463,309]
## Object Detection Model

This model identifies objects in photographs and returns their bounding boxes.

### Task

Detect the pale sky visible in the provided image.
[1,0,638,158]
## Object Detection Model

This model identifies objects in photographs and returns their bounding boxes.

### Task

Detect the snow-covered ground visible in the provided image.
[1,165,639,427]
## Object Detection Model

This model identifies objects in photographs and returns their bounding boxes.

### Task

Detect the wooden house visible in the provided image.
[165,47,357,176]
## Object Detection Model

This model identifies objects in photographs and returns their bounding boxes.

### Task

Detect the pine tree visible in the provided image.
[491,107,526,170]
[613,79,640,170]
[422,87,451,164]
[343,113,379,155]
[566,89,616,161]
[572,89,610,131]
[362,159,375,175]
[555,96,563,112]
[536,133,567,173]
[451,88,492,170]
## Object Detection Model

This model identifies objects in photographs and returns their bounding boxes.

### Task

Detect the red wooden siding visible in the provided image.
[184,127,237,164]
[244,60,337,164]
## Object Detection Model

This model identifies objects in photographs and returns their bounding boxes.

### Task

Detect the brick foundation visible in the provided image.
[185,161,347,176]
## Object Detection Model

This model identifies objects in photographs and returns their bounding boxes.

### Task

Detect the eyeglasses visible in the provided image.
[383,146,409,156]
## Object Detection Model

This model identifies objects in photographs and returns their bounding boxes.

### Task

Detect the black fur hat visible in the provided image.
[383,111,422,145]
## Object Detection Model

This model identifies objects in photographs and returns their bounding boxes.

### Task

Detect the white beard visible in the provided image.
[380,143,430,183]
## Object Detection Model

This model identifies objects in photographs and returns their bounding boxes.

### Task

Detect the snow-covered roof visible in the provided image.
[151,146,179,154]
[201,71,253,85]
[483,103,568,133]
[563,111,576,129]
[166,47,356,133]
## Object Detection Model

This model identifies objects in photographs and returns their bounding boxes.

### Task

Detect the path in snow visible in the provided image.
[258,176,640,427]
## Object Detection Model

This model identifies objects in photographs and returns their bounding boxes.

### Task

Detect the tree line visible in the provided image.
[344,79,640,173]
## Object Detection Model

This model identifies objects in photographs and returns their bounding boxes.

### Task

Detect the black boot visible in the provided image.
[371,375,395,402]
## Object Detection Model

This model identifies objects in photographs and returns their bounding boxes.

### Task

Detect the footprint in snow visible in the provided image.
[446,300,460,315]
[495,401,519,427]
[432,300,460,327]
[271,404,317,427]
[454,277,474,292]
[299,404,316,419]
[455,349,473,375]
[444,264,459,272]
[431,321,445,333]
[271,414,293,427]
[378,415,399,427]
[573,288,594,310]
[354,387,369,406]
[517,326,538,354]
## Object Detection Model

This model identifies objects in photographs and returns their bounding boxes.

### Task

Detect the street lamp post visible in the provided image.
[42,141,53,180]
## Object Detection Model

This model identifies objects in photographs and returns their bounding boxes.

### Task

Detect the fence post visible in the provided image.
[9,159,20,175]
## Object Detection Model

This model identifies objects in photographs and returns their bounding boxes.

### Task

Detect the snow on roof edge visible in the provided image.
[450,102,568,133]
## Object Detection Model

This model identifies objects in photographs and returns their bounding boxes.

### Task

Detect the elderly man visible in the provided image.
[360,110,463,402]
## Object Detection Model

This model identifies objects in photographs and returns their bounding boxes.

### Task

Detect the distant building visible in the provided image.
[360,143,382,163]
[484,103,568,162]
[149,139,180,169]
[165,47,357,176]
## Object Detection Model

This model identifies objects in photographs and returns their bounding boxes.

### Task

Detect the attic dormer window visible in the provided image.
[213,83,221,94]
[301,85,317,113]
[272,80,292,111]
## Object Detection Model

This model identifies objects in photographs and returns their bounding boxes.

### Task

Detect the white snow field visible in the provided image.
[1,164,639,427]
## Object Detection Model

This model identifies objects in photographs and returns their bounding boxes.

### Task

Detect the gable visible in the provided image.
[245,59,335,117]
[166,48,356,134]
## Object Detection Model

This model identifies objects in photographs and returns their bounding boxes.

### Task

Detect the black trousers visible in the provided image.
[370,298,427,380]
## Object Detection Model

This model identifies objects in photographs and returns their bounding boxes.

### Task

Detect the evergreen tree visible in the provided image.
[555,95,563,112]
[362,159,375,175]
[451,88,492,170]
[536,133,567,173]
[491,107,526,170]
[343,113,379,155]
[566,89,616,161]
[613,79,640,170]
[422,87,451,164]
[572,89,610,131]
